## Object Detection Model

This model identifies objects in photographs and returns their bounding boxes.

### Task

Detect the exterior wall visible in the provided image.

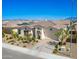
[11,27,58,41]
[41,28,45,39]
[12,29,18,34]
[19,29,24,36]
[18,29,33,37]
[21,29,24,36]
[35,28,38,39]
[44,28,59,41]
[30,30,33,38]
[34,28,45,40]
[12,27,58,41]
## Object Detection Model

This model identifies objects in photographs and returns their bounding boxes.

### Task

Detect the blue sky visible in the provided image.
[2,0,77,20]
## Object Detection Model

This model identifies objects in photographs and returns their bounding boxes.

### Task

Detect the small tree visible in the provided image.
[11,30,19,39]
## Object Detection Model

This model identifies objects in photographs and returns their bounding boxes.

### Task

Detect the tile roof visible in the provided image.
[2,20,70,29]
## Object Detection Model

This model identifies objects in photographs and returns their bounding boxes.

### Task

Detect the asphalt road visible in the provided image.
[2,48,43,59]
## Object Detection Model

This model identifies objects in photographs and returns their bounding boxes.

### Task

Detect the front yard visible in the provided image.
[2,31,76,59]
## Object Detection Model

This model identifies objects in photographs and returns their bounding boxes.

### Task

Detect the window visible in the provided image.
[37,27,41,30]
[69,31,76,34]
[18,29,21,34]
[50,28,52,30]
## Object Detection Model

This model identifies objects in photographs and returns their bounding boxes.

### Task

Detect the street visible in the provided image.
[2,48,43,59]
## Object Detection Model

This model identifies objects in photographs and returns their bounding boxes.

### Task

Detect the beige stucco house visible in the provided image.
[2,20,70,41]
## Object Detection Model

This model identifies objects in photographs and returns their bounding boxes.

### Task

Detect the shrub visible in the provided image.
[17,36,23,41]
[16,44,19,46]
[53,44,59,54]
[23,45,26,47]
[36,40,38,42]
[9,37,13,39]
[6,35,8,37]
[53,49,58,54]
[22,40,28,43]
[6,38,9,40]
[2,32,5,37]
[11,42,14,45]
[58,42,62,46]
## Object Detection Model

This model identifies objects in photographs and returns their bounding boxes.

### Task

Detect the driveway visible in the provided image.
[32,39,55,53]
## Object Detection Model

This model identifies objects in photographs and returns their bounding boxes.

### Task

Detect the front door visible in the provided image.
[24,30,29,36]
[37,31,41,39]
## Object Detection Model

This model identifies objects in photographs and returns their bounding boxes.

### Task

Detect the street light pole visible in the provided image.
[70,0,74,57]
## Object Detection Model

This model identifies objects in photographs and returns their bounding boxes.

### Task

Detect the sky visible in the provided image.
[2,0,77,20]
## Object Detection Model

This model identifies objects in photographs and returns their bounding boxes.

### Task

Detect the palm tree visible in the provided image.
[53,26,70,53]
[60,27,70,44]
[53,20,77,54]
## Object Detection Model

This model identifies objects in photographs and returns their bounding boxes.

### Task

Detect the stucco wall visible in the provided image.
[12,29,18,33]
[44,28,59,41]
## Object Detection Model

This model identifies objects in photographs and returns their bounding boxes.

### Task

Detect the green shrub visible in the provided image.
[17,36,23,41]
[53,49,58,54]
[11,42,14,45]
[9,37,13,39]
[6,38,9,40]
[6,35,8,37]
[22,40,28,43]
[2,32,5,37]
[16,44,19,46]
[53,44,59,54]
[36,40,38,42]
[23,45,26,47]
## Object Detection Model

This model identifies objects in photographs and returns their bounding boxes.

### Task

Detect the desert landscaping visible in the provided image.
[2,20,77,59]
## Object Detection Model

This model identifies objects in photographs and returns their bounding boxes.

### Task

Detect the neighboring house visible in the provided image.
[68,22,77,43]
